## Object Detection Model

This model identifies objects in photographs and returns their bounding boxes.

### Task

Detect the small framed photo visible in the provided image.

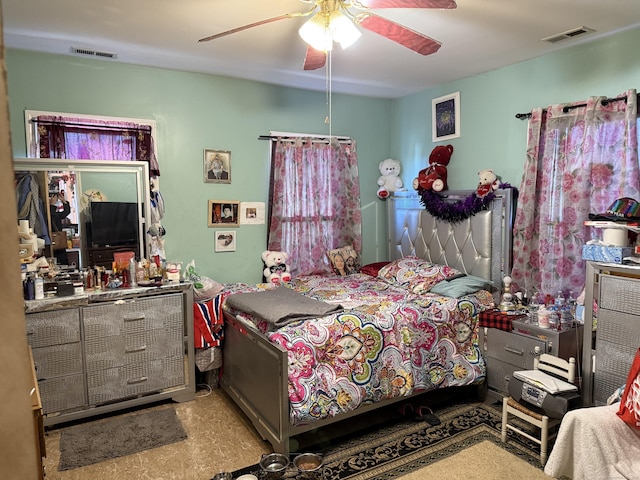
[432,91,460,142]
[215,230,236,252]
[204,149,231,183]
[208,200,240,227]
[240,202,266,225]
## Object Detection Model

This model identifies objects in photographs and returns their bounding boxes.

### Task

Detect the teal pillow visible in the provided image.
[429,274,493,298]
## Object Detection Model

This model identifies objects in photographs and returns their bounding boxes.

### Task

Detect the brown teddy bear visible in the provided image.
[413,144,453,193]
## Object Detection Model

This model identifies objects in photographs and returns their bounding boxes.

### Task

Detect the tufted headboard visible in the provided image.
[388,189,515,303]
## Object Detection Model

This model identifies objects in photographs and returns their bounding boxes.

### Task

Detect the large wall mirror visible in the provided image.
[14,159,151,270]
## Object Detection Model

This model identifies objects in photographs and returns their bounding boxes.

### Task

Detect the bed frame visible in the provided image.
[220,189,514,453]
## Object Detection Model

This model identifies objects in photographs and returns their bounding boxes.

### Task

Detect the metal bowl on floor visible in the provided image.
[259,453,289,478]
[293,453,323,478]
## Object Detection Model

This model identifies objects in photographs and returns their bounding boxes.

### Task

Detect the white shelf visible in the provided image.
[584,220,640,233]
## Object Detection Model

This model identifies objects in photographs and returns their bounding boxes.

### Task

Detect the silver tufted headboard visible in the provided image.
[388,189,515,303]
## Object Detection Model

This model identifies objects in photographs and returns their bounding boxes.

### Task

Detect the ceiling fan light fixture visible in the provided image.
[299,13,334,52]
[299,9,362,52]
[330,11,362,49]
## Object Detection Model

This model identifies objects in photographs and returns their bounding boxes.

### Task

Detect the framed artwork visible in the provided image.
[215,230,236,252]
[240,201,266,225]
[432,92,460,142]
[208,200,240,227]
[204,149,231,184]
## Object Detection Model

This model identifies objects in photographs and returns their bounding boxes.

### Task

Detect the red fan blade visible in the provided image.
[357,13,441,55]
[198,14,291,43]
[357,0,456,9]
[303,46,327,70]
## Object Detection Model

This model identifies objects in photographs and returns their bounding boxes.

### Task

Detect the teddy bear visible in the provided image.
[413,144,453,193]
[262,250,291,285]
[476,169,500,197]
[376,158,404,200]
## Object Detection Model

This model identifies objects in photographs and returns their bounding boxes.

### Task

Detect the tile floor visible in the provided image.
[42,386,271,480]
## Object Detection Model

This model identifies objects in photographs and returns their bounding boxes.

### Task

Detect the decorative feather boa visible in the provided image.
[419,184,513,223]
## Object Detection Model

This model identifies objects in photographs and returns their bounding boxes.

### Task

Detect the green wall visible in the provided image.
[6,50,391,283]
[7,26,640,283]
[391,26,640,192]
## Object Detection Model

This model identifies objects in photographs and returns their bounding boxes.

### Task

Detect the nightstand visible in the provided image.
[479,312,583,403]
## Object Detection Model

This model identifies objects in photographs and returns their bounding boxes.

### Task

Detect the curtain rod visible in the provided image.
[514,94,635,119]
[30,118,152,131]
[258,135,352,144]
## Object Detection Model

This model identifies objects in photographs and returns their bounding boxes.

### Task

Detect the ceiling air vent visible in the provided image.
[542,26,595,44]
[70,47,118,60]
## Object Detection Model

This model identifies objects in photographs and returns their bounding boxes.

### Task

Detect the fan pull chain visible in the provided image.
[325,49,332,138]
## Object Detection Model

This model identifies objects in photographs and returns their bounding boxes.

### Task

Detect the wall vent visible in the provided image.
[70,47,118,59]
[542,26,595,44]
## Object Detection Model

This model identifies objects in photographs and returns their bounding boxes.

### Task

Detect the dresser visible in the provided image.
[480,318,583,402]
[583,262,640,406]
[25,283,195,426]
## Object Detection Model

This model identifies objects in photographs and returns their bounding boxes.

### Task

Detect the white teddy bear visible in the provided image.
[376,158,404,200]
[476,169,500,197]
[262,250,291,285]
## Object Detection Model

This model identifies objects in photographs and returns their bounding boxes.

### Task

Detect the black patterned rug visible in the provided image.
[230,402,544,480]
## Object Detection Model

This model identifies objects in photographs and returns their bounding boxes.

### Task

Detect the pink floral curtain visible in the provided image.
[267,137,362,276]
[35,115,160,176]
[511,89,639,299]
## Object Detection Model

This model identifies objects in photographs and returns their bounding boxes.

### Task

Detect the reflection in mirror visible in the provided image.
[14,159,150,272]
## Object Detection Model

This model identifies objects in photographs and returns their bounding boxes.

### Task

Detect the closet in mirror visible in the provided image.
[15,159,151,296]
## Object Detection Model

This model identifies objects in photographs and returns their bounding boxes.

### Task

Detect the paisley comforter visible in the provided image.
[222,273,493,426]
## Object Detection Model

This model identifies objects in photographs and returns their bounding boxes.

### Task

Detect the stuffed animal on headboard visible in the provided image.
[262,250,291,285]
[476,169,500,197]
[413,144,453,193]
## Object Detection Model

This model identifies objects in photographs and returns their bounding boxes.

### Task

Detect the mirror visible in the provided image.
[14,159,151,270]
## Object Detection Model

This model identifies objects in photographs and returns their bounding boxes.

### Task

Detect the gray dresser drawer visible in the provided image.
[87,356,185,405]
[38,374,87,414]
[83,293,183,339]
[485,357,515,394]
[31,343,84,379]
[26,308,80,347]
[84,328,183,371]
[600,275,640,316]
[484,327,545,369]
[594,308,640,405]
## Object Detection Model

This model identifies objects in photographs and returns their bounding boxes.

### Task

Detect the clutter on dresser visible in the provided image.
[22,253,188,301]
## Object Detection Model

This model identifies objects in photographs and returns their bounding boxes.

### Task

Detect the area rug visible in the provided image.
[58,407,187,471]
[230,402,545,480]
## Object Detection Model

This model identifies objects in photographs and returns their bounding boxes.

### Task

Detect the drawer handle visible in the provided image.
[504,346,524,356]
[127,376,148,385]
[125,345,147,353]
[124,315,145,322]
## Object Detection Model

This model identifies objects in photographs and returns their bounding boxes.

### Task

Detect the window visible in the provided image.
[266,135,362,276]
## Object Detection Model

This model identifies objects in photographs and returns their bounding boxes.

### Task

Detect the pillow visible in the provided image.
[378,256,462,294]
[617,347,640,430]
[429,274,494,298]
[327,245,360,276]
[360,261,390,277]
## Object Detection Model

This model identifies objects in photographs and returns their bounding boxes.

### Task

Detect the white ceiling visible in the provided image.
[3,0,640,99]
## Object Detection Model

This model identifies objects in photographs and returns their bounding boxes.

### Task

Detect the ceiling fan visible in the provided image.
[198,0,457,71]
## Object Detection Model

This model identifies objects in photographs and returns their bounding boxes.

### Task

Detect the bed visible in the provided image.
[544,404,640,479]
[219,189,515,453]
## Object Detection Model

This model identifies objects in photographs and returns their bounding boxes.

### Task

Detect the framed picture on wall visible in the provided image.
[204,149,231,184]
[208,200,240,227]
[432,92,460,142]
[240,201,265,225]
[214,230,236,252]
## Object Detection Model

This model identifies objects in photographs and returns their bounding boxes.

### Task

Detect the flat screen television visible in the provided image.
[89,201,139,247]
